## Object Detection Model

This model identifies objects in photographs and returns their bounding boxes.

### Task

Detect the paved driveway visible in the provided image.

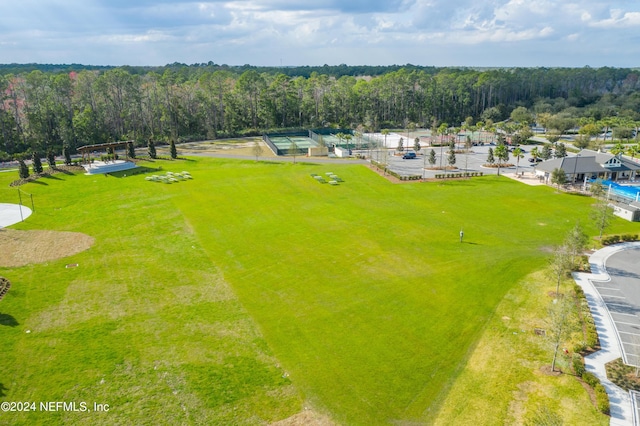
[592,246,640,367]
[577,243,640,426]
[369,144,547,178]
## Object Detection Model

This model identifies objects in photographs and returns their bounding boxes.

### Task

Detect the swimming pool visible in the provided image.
[595,180,640,202]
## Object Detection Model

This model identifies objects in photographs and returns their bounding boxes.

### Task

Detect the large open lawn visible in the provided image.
[0,158,637,424]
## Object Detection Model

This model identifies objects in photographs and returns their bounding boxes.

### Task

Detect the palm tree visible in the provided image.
[381,129,390,145]
[494,144,508,176]
[344,133,353,152]
[627,143,640,160]
[381,129,390,161]
[513,147,524,176]
[530,146,539,162]
[610,141,625,156]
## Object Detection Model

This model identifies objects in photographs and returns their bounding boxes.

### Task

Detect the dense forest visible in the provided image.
[1,64,640,160]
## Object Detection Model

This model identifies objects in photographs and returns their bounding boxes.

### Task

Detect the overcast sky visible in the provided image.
[1,1,639,67]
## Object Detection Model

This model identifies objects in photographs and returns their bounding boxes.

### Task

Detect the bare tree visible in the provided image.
[591,199,614,240]
[550,245,572,299]
[252,141,264,161]
[549,296,572,372]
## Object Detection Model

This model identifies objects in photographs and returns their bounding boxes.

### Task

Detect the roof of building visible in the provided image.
[535,149,640,174]
[535,155,606,174]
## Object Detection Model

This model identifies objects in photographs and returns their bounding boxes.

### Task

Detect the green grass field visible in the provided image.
[0,158,637,425]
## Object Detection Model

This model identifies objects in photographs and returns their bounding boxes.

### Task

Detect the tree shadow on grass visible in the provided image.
[42,174,63,180]
[0,313,19,327]
[56,168,75,175]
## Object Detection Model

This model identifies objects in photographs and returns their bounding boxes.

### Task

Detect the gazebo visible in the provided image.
[77,141,137,175]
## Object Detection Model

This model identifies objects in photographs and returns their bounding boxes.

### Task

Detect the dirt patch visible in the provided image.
[271,409,335,426]
[539,365,562,376]
[0,229,94,267]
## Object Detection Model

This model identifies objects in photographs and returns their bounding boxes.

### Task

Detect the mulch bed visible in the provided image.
[368,165,469,184]
[9,165,85,187]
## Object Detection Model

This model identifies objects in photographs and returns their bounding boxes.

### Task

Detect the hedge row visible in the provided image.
[573,284,599,351]
[602,234,639,245]
[581,371,610,415]
[434,172,484,179]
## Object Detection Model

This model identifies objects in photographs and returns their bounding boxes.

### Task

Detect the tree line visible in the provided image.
[1,65,640,161]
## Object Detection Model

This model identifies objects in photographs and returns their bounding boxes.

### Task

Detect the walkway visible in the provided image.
[573,242,640,426]
[0,203,32,228]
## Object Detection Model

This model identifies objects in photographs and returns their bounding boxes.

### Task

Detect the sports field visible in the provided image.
[0,158,635,424]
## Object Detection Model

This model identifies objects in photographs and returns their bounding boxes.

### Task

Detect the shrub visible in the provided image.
[573,342,587,355]
[572,355,585,376]
[595,384,610,414]
[602,235,621,245]
[582,371,599,387]
[621,234,638,242]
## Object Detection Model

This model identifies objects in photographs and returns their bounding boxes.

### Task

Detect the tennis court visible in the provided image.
[269,136,317,150]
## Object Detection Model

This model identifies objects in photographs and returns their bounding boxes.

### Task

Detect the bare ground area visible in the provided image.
[271,409,335,426]
[0,229,94,267]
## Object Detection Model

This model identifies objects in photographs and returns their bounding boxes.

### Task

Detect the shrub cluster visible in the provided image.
[602,234,639,245]
[100,154,119,162]
[573,285,599,350]
[435,172,483,179]
[581,371,610,414]
[572,355,585,377]
[482,163,514,168]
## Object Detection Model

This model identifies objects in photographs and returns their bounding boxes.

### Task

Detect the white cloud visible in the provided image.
[0,0,639,66]
[589,10,640,28]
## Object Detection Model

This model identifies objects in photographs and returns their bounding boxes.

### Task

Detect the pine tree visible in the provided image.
[18,159,29,179]
[127,142,136,159]
[63,145,72,165]
[148,139,157,159]
[170,139,177,159]
[47,151,56,169]
[428,149,436,166]
[32,152,43,174]
[448,146,456,167]
[487,147,495,164]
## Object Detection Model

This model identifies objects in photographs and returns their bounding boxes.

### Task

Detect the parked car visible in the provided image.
[528,157,543,163]
[402,152,417,159]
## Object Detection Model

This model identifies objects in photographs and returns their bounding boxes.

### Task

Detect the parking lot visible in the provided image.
[592,246,640,367]
[368,143,545,178]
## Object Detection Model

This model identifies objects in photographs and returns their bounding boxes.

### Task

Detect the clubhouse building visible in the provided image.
[535,149,640,184]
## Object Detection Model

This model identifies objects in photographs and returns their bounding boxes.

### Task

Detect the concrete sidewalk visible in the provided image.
[0,203,31,228]
[573,242,640,426]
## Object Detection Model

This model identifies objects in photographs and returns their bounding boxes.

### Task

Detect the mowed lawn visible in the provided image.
[0,158,635,425]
